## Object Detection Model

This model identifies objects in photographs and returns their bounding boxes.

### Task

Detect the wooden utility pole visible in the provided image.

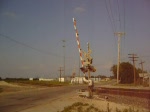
[58,67,63,82]
[149,73,150,89]
[115,32,125,84]
[62,40,66,81]
[128,54,139,85]
[87,42,91,79]
[139,60,145,84]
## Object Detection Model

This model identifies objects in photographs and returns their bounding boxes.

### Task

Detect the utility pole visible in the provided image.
[128,54,139,85]
[79,57,80,84]
[58,67,63,82]
[62,40,66,81]
[139,60,145,84]
[115,32,125,84]
[149,73,150,89]
[79,57,80,77]
[87,42,91,79]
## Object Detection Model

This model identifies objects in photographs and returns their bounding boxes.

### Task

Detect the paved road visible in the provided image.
[0,85,86,112]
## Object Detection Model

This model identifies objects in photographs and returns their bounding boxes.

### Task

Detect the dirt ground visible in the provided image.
[20,92,149,112]
[0,81,149,112]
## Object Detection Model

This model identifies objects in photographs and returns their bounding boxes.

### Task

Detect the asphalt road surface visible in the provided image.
[0,85,86,112]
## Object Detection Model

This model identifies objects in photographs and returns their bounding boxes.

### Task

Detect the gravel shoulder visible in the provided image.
[20,92,149,112]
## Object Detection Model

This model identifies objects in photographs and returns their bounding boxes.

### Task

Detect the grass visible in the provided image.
[116,107,141,112]
[4,80,70,87]
[58,102,141,112]
[58,102,105,112]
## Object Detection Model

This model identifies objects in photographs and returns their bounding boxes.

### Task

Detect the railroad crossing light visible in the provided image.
[87,58,93,64]
[80,67,88,73]
[89,66,96,72]
[90,58,93,64]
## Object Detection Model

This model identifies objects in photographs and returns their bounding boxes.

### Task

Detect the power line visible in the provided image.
[0,33,71,58]
[105,0,116,33]
[105,0,118,55]
[105,0,126,34]
[117,0,121,30]
[0,33,57,56]
[122,0,126,54]
[139,55,150,58]
[123,0,126,36]
[108,0,116,32]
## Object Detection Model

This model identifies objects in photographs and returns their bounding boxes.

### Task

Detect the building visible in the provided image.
[58,77,65,82]
[139,73,150,85]
[71,77,84,84]
[71,77,101,84]
[91,77,101,82]
[29,78,33,81]
[139,73,149,79]
[39,78,54,81]
[101,77,110,81]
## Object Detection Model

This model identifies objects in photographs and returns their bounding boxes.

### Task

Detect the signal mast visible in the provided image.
[73,18,96,79]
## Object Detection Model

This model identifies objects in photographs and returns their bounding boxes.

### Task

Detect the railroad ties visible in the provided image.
[95,87,150,99]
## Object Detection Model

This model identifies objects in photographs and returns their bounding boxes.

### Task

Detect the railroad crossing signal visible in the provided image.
[73,18,96,79]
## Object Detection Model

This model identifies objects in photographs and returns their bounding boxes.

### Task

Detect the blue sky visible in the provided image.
[0,0,150,78]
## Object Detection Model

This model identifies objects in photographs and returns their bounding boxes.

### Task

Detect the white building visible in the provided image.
[71,77,101,84]
[139,73,149,79]
[58,77,65,82]
[39,78,54,81]
[71,77,84,84]
[139,73,150,85]
[91,77,101,82]
[29,78,33,81]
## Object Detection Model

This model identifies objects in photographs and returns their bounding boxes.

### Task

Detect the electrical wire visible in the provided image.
[105,0,127,65]
[123,0,126,37]
[105,0,118,56]
[0,33,71,58]
[117,0,121,30]
[121,0,126,62]
[108,0,117,32]
[123,0,126,48]
[105,0,116,33]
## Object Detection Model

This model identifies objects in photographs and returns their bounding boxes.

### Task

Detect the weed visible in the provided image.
[116,107,140,112]
[61,102,141,112]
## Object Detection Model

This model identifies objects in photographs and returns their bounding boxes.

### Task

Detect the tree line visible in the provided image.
[110,62,147,84]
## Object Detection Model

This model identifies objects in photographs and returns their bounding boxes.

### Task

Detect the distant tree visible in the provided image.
[110,65,117,79]
[109,75,114,79]
[110,62,139,84]
[91,76,95,78]
[0,77,2,80]
[96,75,107,79]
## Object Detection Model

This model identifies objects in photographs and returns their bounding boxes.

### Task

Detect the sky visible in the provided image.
[0,0,150,79]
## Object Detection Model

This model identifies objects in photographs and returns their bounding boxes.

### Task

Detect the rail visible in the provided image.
[94,87,150,99]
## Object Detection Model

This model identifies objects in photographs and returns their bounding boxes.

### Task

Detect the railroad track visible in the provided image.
[94,87,150,99]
